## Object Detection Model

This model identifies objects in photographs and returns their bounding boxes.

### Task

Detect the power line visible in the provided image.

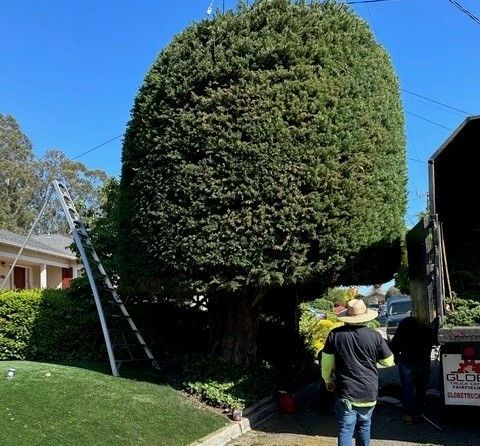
[408,157,427,164]
[347,0,401,4]
[406,96,467,118]
[71,134,123,160]
[377,4,429,184]
[66,112,450,164]
[406,111,454,131]
[402,89,473,116]
[448,0,480,26]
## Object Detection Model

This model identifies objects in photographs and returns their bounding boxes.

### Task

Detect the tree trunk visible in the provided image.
[210,291,262,365]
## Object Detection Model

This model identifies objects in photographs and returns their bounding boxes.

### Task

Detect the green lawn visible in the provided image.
[0,361,227,446]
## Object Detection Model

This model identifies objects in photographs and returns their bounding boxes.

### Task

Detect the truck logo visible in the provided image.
[446,360,480,382]
[456,360,480,374]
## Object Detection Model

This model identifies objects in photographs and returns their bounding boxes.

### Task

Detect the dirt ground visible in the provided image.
[229,364,480,446]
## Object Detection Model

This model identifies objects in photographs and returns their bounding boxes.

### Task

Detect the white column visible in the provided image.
[40,263,47,289]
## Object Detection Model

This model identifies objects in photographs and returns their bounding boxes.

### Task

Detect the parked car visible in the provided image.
[386,296,412,340]
[308,307,326,319]
[376,303,387,326]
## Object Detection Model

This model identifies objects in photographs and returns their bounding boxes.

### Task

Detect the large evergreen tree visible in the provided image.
[119,0,407,363]
[0,114,40,233]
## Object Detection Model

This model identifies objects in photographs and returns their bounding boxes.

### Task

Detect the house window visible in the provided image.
[13,266,26,290]
[62,267,73,289]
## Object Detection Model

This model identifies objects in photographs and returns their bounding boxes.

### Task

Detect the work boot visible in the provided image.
[402,414,414,425]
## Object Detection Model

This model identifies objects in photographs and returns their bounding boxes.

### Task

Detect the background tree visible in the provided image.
[118,0,407,363]
[0,114,108,235]
[393,234,409,294]
[0,114,40,233]
[36,149,108,233]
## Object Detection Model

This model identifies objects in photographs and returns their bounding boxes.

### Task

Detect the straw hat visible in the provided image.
[337,299,378,324]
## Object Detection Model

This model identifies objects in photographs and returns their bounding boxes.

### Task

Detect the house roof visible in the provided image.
[0,229,76,259]
[368,290,385,297]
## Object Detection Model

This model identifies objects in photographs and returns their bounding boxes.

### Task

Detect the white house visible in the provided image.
[0,229,82,290]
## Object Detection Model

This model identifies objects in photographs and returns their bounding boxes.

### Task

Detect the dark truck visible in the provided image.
[407,115,480,408]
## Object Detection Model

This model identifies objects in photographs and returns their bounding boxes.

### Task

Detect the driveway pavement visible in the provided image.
[229,363,480,446]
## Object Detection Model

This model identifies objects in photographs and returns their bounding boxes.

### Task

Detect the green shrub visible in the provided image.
[323,288,347,306]
[0,289,104,361]
[182,356,275,410]
[299,302,380,354]
[445,297,480,327]
[367,318,380,329]
[310,298,334,312]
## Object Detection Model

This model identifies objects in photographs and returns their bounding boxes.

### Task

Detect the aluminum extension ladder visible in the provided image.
[0,180,158,376]
[53,181,158,376]
[52,181,158,376]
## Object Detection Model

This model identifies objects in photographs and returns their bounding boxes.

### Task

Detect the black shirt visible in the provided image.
[390,316,433,366]
[323,325,392,403]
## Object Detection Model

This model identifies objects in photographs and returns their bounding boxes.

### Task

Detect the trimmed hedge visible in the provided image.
[0,289,104,361]
[119,0,406,297]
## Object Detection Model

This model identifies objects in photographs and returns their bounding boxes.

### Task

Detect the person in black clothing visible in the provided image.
[390,315,433,423]
[322,299,394,446]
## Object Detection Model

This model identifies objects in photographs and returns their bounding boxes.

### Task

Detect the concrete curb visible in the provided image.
[189,382,321,446]
[189,399,277,446]
[188,418,252,446]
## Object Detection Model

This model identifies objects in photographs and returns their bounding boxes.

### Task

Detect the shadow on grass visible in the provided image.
[51,360,171,386]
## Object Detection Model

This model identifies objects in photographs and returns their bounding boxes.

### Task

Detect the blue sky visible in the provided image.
[1,0,479,227]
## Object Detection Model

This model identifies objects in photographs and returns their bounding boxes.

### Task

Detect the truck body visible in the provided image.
[406,115,480,407]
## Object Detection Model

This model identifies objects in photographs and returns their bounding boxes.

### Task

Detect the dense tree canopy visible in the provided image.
[119,0,406,299]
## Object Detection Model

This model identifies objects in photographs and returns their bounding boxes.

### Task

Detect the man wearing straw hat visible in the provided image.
[322,299,394,446]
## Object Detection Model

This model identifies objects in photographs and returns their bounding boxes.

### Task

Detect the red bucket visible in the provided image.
[277,391,298,414]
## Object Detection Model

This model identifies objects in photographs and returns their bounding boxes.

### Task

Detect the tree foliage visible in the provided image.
[119,0,406,298]
[0,114,108,234]
[0,114,40,232]
[37,149,108,234]
[86,177,121,281]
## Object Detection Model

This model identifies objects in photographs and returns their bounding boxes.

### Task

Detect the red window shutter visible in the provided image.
[62,267,73,289]
[13,267,26,290]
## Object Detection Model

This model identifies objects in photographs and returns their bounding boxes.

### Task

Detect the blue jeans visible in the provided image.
[335,399,374,446]
[398,362,430,416]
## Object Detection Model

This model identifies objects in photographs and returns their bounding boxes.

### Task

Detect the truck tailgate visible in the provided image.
[439,327,480,344]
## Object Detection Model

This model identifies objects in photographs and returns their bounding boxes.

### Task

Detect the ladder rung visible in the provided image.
[110,312,130,319]
[116,359,153,366]
[113,342,147,348]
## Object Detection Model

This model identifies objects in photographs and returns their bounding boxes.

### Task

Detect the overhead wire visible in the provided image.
[71,134,123,160]
[408,157,427,164]
[347,0,403,4]
[359,0,431,218]
[360,0,429,185]
[405,112,454,131]
[447,0,480,26]
[401,89,473,116]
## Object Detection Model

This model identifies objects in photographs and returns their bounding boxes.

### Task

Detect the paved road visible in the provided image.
[229,365,480,446]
